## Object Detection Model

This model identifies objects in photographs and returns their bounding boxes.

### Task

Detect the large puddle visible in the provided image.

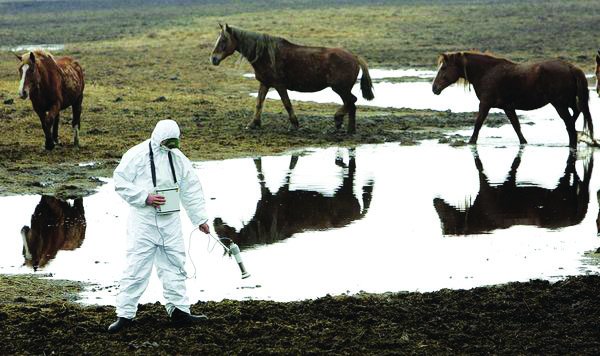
[2,69,600,306]
[1,143,600,305]
[251,69,600,147]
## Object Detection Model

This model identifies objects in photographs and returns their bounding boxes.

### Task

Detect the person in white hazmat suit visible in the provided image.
[108,119,210,333]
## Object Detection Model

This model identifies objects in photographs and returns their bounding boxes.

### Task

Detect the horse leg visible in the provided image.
[469,103,491,144]
[35,109,53,150]
[47,104,61,148]
[504,109,527,144]
[332,87,350,131]
[72,98,83,147]
[52,112,60,146]
[347,97,357,134]
[570,103,580,122]
[554,104,577,148]
[275,86,299,130]
[248,84,268,130]
[334,105,348,131]
[335,90,357,134]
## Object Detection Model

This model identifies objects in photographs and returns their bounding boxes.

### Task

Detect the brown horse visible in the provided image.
[15,50,85,150]
[210,24,374,133]
[432,51,593,148]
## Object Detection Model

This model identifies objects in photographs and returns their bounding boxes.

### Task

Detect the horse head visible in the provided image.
[15,51,40,100]
[432,52,466,95]
[210,23,237,66]
[596,51,600,95]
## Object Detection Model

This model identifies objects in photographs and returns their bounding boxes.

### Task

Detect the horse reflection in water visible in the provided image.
[21,196,87,271]
[434,149,592,235]
[214,150,373,248]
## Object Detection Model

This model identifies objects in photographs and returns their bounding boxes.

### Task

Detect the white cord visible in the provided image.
[154,213,197,280]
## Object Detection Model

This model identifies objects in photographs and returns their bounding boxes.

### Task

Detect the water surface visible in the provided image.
[3,69,600,305]
[1,44,65,52]
[1,143,599,305]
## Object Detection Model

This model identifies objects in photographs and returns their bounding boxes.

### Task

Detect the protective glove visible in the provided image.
[146,194,166,207]
[199,223,210,234]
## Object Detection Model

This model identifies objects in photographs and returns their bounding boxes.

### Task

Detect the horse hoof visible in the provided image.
[246,122,261,130]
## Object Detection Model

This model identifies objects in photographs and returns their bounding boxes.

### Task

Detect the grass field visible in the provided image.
[0,0,599,195]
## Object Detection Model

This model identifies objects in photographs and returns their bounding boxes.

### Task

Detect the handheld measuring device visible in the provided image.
[155,186,180,215]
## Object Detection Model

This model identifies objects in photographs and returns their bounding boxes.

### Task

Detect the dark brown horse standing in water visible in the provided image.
[432,51,593,148]
[15,50,85,150]
[210,24,374,133]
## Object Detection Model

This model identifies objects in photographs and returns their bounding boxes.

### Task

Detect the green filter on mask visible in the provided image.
[162,138,180,149]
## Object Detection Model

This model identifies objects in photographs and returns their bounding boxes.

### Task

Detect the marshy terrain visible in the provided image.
[2,0,600,354]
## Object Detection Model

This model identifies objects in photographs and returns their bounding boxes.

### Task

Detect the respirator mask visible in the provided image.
[161,138,180,150]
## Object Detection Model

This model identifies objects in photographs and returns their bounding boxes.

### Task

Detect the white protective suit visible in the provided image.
[113,119,208,319]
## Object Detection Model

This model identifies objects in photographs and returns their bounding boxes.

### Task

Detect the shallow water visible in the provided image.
[250,69,600,147]
[1,142,600,305]
[2,69,600,305]
[1,44,65,52]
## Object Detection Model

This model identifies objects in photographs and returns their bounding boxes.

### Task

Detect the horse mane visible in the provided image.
[31,50,57,65]
[438,51,514,87]
[230,27,282,67]
[29,49,63,76]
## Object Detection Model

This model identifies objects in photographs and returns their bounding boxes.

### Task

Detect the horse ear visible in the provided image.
[13,52,22,61]
[441,53,449,63]
[29,52,35,65]
[225,23,232,34]
[218,22,223,30]
[597,51,600,64]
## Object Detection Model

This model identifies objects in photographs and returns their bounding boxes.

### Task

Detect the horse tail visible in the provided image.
[356,56,374,101]
[573,67,594,138]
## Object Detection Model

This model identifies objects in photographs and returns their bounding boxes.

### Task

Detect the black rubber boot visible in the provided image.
[170,308,208,325]
[107,317,133,333]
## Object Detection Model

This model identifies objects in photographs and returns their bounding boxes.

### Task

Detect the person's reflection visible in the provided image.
[214,149,373,248]
[21,195,87,271]
[434,148,592,235]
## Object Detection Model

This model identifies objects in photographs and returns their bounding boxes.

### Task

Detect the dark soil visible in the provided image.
[2,274,600,354]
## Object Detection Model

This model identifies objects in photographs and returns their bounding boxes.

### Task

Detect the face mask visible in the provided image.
[161,138,180,149]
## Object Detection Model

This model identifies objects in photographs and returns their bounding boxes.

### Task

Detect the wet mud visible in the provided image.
[2,274,600,354]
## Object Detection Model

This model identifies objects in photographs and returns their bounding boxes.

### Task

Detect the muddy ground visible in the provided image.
[2,274,600,354]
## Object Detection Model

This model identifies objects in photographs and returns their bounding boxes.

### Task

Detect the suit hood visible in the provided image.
[151,120,180,147]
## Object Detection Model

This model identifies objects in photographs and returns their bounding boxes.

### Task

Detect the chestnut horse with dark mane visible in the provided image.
[15,50,84,150]
[210,24,374,133]
[433,51,593,148]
